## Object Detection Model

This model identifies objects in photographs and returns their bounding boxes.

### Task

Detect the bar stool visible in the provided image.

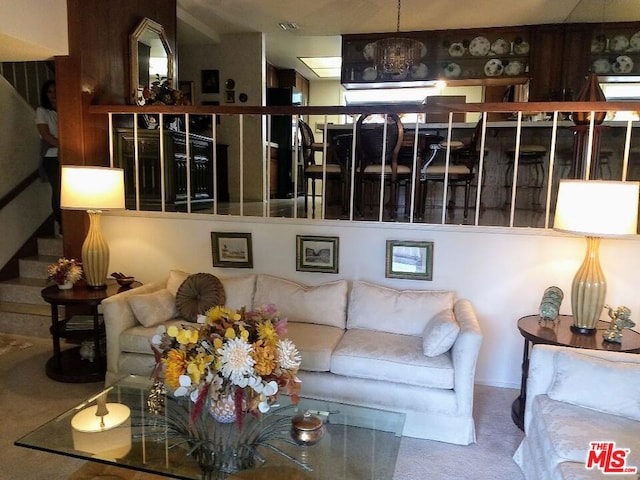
[504,145,547,207]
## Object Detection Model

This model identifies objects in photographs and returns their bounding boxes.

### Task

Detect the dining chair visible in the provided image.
[355,113,406,219]
[299,119,343,217]
[417,117,485,219]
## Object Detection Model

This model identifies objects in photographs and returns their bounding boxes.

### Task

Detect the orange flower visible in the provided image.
[251,340,277,376]
[164,349,187,389]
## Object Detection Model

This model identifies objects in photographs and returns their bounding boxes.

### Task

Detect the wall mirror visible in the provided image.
[129,17,175,104]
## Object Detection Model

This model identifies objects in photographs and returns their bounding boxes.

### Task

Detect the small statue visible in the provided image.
[603,305,635,344]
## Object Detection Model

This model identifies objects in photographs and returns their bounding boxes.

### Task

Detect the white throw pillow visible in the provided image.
[219,275,256,311]
[253,275,348,329]
[548,349,640,421]
[347,281,455,336]
[166,269,190,297]
[128,289,178,328]
[422,309,460,357]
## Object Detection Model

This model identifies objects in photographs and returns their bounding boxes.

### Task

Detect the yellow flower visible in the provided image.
[186,353,213,384]
[256,321,277,345]
[206,306,241,324]
[175,328,199,345]
[252,340,277,376]
[164,349,187,389]
[225,327,236,339]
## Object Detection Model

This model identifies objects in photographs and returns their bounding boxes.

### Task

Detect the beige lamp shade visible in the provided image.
[71,402,132,459]
[554,180,639,237]
[61,166,125,210]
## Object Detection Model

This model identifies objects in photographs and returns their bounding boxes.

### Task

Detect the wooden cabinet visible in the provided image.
[588,22,640,81]
[341,26,531,88]
[115,128,228,211]
[276,69,309,105]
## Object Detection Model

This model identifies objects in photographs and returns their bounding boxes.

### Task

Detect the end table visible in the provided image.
[41,279,141,383]
[512,314,640,430]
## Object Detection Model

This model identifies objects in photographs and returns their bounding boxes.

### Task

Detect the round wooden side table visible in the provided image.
[511,314,640,430]
[41,279,141,383]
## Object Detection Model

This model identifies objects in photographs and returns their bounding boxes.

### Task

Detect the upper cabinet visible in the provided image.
[342,26,532,89]
[342,22,640,94]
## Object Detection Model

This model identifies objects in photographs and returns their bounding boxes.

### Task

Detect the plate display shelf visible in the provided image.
[589,22,640,80]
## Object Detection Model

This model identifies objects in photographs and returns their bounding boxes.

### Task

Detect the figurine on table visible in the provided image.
[603,305,635,344]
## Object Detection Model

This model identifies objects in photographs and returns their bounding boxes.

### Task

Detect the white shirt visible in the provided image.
[35,107,58,157]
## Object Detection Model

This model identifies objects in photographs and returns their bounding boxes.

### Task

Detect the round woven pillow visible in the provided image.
[175,273,226,322]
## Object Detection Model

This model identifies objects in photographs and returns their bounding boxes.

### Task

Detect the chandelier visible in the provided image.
[372,0,425,75]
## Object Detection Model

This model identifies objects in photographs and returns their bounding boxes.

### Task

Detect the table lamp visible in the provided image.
[553,179,639,334]
[60,166,125,289]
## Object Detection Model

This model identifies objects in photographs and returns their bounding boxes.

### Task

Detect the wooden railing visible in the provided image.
[90,101,640,230]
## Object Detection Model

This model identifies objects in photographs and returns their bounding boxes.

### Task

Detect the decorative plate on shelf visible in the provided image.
[630,31,640,51]
[513,41,530,55]
[410,63,429,79]
[484,58,504,77]
[491,38,510,55]
[448,42,465,57]
[391,70,409,81]
[505,60,523,76]
[443,62,462,78]
[363,43,375,61]
[592,58,611,74]
[591,38,606,53]
[469,36,490,56]
[610,35,629,52]
[362,67,378,81]
[612,55,634,74]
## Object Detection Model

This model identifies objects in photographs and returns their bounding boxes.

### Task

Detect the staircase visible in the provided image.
[0,236,62,338]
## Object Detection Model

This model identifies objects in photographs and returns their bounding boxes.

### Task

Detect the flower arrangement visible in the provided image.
[140,76,190,106]
[47,257,83,285]
[150,304,301,427]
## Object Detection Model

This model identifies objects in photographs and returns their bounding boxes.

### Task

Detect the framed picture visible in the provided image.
[385,240,433,280]
[201,69,220,94]
[178,80,195,104]
[296,235,339,273]
[211,232,253,268]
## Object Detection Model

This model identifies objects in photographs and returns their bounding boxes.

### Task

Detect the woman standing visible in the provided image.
[36,79,61,234]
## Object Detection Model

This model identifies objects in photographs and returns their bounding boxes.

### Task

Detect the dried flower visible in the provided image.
[47,258,82,285]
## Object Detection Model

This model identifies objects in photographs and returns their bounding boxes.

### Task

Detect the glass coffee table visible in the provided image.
[15,375,404,479]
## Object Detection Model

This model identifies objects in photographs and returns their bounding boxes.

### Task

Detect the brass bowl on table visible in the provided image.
[115,276,135,287]
[290,410,324,446]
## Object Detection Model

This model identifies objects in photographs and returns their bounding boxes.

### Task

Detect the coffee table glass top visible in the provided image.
[15,375,405,479]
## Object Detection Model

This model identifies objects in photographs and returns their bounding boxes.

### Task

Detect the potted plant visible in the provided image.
[47,258,83,289]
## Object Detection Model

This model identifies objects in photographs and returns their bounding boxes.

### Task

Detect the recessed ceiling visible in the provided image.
[177,0,640,80]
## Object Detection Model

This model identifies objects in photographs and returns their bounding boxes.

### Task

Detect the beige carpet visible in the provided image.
[0,333,32,356]
[0,334,525,479]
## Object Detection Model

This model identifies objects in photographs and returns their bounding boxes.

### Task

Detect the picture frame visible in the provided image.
[211,232,253,268]
[296,235,339,273]
[201,69,220,94]
[385,240,433,280]
[178,80,195,104]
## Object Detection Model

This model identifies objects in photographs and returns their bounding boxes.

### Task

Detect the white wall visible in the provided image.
[102,212,640,389]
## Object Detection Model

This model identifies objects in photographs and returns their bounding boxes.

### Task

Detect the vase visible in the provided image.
[571,72,607,125]
[209,393,238,424]
[190,437,256,480]
[57,282,73,290]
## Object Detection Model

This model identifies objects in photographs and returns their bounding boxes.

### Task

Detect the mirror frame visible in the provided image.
[129,17,176,104]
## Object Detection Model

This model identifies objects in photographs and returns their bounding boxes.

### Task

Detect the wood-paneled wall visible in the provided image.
[57,0,176,258]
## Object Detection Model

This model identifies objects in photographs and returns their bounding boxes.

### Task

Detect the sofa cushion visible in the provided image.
[548,349,640,421]
[128,289,177,328]
[120,319,186,355]
[166,269,190,296]
[529,395,640,470]
[253,275,348,329]
[422,309,460,357]
[347,281,455,336]
[284,322,345,372]
[330,329,454,389]
[175,273,226,322]
[220,275,256,311]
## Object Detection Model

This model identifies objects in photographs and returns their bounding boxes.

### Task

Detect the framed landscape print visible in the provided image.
[296,235,339,273]
[211,232,253,268]
[385,240,433,280]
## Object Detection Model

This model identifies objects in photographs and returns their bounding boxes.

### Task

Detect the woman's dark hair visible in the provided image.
[39,79,56,110]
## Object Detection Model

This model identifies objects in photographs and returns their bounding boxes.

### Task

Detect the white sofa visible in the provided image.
[102,271,483,445]
[513,344,640,480]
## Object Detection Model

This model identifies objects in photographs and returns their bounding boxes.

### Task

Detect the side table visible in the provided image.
[512,314,640,430]
[41,279,141,383]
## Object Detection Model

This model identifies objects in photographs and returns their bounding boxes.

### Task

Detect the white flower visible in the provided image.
[174,374,192,397]
[277,339,301,370]
[218,337,256,386]
[151,325,167,346]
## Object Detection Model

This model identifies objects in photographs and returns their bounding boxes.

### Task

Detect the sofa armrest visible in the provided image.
[102,280,166,380]
[451,299,483,414]
[524,344,640,432]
